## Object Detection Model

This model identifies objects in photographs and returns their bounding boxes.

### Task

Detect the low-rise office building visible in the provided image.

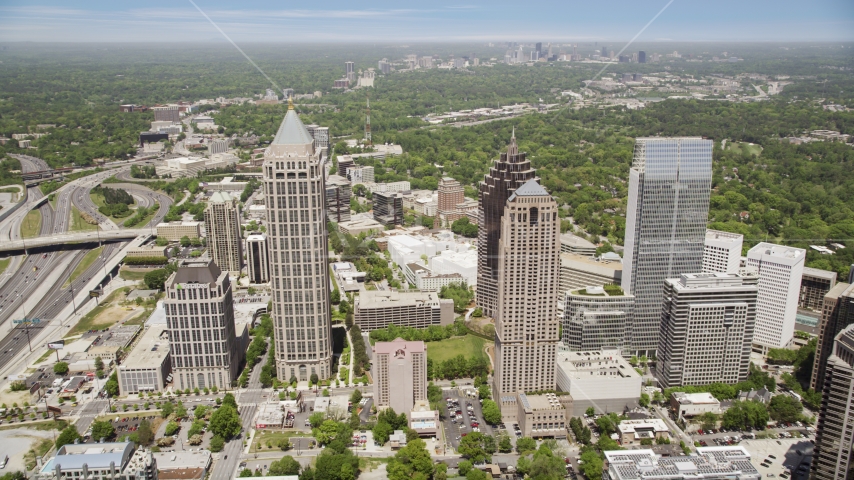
[670,392,722,417]
[616,418,670,446]
[38,442,158,480]
[156,221,201,241]
[409,400,439,437]
[125,246,168,259]
[605,447,761,480]
[560,253,622,294]
[515,392,572,439]
[560,233,597,256]
[555,348,641,415]
[354,290,454,331]
[337,217,384,237]
[117,325,172,396]
[153,450,211,480]
[404,263,464,292]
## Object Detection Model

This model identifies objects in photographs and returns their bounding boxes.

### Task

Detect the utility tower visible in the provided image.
[365,95,372,147]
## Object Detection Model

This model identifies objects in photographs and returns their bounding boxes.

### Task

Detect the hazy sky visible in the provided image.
[2,0,853,43]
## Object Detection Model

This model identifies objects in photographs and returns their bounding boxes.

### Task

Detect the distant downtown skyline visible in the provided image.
[1,0,853,43]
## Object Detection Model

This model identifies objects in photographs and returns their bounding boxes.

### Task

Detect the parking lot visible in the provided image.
[740,438,813,479]
[440,388,493,450]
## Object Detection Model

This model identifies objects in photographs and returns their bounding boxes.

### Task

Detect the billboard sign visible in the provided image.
[47,341,65,350]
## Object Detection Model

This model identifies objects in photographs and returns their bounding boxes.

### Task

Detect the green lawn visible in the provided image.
[21,209,42,238]
[119,267,151,281]
[426,335,488,364]
[65,289,124,337]
[63,246,104,288]
[70,206,98,232]
[727,141,763,157]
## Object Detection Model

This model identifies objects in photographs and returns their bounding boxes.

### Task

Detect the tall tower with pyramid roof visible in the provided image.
[263,101,333,381]
[476,129,538,318]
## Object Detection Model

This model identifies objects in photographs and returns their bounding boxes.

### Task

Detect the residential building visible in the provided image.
[736,388,772,404]
[560,253,623,295]
[305,124,329,152]
[493,180,561,412]
[204,192,243,275]
[117,325,171,396]
[438,177,465,226]
[560,233,597,256]
[156,221,201,241]
[657,271,758,388]
[746,242,806,352]
[369,181,410,193]
[670,392,722,417]
[555,348,641,414]
[373,191,404,226]
[605,447,761,480]
[246,234,269,284]
[345,165,374,184]
[799,267,837,311]
[354,290,454,331]
[325,175,351,223]
[477,131,538,318]
[372,338,427,415]
[617,419,671,445]
[622,137,713,356]
[812,323,854,479]
[153,105,180,123]
[165,259,243,390]
[37,442,157,480]
[562,285,634,352]
[703,229,743,274]
[207,138,229,155]
[515,392,572,438]
[263,101,333,382]
[811,282,854,391]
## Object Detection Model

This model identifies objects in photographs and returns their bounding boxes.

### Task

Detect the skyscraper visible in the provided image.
[372,338,427,415]
[476,131,537,317]
[812,323,854,479]
[373,191,404,226]
[657,271,758,388]
[345,61,355,82]
[563,285,634,352]
[811,282,854,391]
[493,179,561,411]
[702,229,743,274]
[204,191,243,275]
[263,100,333,382]
[746,242,805,352]
[246,233,269,284]
[165,259,242,391]
[638,51,646,63]
[622,137,713,356]
[325,174,351,223]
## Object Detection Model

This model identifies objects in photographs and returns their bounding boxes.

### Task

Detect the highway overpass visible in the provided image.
[0,228,152,253]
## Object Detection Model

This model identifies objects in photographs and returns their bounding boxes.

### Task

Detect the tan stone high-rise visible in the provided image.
[438,177,464,226]
[493,179,561,409]
[204,191,243,275]
[263,100,333,382]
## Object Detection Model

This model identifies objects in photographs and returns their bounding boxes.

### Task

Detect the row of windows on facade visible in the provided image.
[167,302,225,316]
[271,235,322,252]
[169,288,221,301]
[272,250,325,266]
[174,355,229,368]
[166,318,229,332]
[172,340,228,354]
[179,371,225,390]
[267,180,320,198]
[271,222,320,237]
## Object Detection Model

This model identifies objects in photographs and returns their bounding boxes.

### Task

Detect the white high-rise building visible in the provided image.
[746,242,806,351]
[263,100,333,382]
[621,137,713,356]
[493,179,561,414]
[702,229,743,274]
[657,271,758,388]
